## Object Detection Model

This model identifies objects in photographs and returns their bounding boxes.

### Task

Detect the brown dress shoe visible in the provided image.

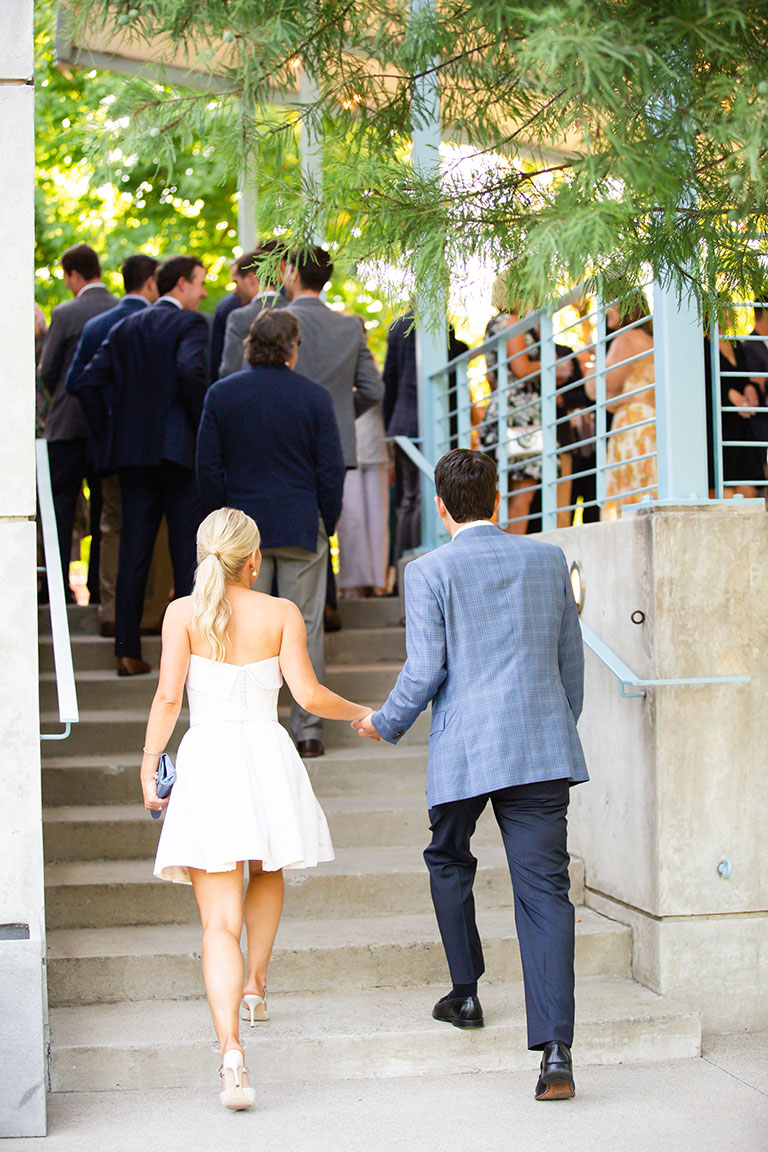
[116,657,152,677]
[99,621,115,638]
[296,739,325,758]
[323,606,342,633]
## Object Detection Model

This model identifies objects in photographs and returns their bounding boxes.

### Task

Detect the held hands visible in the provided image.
[352,708,381,741]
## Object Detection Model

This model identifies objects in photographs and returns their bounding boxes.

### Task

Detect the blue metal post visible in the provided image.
[539,310,557,530]
[653,281,708,500]
[411,0,446,552]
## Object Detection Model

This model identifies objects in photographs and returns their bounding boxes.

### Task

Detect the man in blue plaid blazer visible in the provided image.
[354,449,588,1100]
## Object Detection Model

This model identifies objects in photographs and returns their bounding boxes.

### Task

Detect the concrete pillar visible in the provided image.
[543,504,768,1033]
[0,0,48,1138]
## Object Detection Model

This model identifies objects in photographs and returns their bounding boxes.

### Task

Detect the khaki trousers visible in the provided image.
[99,473,173,628]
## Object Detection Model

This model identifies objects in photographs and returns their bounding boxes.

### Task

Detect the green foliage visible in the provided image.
[62,0,768,321]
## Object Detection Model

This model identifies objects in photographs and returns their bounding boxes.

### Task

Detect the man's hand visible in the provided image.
[352,709,381,741]
[728,384,759,418]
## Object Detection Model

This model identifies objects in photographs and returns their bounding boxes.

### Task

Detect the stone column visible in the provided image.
[0,0,47,1137]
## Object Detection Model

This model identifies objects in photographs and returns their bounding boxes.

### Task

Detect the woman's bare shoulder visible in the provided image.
[162,596,193,627]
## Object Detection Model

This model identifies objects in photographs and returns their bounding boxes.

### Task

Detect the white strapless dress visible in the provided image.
[153,654,334,884]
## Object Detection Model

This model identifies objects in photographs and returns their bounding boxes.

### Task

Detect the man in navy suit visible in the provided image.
[196,308,345,756]
[75,255,209,674]
[67,254,161,636]
[355,449,587,1101]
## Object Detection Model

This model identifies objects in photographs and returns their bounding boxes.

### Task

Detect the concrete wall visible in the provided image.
[543,505,768,1034]
[0,0,47,1137]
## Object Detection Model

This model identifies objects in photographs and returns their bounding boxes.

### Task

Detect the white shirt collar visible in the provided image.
[77,281,105,297]
[452,519,495,540]
[159,295,183,309]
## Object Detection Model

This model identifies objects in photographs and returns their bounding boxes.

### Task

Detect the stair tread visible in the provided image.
[40,661,405,683]
[44,843,515,886]
[44,792,430,822]
[41,743,425,769]
[49,977,698,1048]
[47,904,618,960]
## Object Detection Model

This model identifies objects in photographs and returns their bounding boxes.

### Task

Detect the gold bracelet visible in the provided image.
[142,747,163,757]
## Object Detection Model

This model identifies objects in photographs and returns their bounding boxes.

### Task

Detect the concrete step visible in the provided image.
[41,745,429,808]
[39,664,403,713]
[46,906,628,1008]
[48,977,700,1090]
[38,627,407,674]
[38,597,404,639]
[45,793,516,861]
[43,848,585,930]
[39,707,430,758]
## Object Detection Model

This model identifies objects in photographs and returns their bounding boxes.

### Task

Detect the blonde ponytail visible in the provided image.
[191,508,261,661]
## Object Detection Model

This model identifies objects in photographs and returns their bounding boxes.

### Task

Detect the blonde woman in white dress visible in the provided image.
[140,507,372,1111]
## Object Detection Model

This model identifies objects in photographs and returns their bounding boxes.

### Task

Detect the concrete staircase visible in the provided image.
[39,601,700,1091]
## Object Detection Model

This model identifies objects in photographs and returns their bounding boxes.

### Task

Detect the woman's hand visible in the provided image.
[141,756,169,815]
[352,708,381,740]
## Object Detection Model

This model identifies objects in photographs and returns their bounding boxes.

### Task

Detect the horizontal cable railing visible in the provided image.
[429,282,659,532]
[36,438,78,741]
[709,303,768,497]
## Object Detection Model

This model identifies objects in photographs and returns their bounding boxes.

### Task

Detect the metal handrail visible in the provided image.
[36,439,79,740]
[580,621,750,699]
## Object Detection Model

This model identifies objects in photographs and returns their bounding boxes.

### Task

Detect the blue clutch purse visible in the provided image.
[150,752,176,820]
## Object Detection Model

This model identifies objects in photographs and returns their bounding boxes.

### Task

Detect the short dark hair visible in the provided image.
[434,449,497,523]
[156,255,204,296]
[121,254,159,294]
[290,245,333,292]
[61,244,101,281]
[233,249,260,276]
[246,308,300,366]
[754,305,764,321]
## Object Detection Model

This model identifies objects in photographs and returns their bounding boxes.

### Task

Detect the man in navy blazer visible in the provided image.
[74,255,209,674]
[67,255,161,636]
[197,308,345,756]
[355,449,588,1101]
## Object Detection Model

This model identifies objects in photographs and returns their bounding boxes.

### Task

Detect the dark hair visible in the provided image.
[246,308,300,366]
[156,255,204,296]
[754,306,764,321]
[233,249,260,276]
[608,289,653,336]
[121,254,158,294]
[61,244,101,282]
[289,245,334,292]
[434,449,497,523]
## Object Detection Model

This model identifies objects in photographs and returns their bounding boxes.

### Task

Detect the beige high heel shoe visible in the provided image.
[241,988,268,1025]
[219,1049,255,1111]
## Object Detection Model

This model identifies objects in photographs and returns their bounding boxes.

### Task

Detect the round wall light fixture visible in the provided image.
[569,561,585,615]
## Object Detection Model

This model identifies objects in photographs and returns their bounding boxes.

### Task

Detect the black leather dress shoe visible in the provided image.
[297,739,325,758]
[432,993,484,1030]
[535,1041,575,1100]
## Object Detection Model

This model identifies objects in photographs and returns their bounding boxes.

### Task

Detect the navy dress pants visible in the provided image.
[47,437,102,602]
[115,463,201,658]
[424,778,575,1051]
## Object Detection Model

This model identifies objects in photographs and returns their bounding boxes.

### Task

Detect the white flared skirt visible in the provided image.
[153,719,334,884]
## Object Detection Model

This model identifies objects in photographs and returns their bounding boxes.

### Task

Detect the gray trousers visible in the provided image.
[99,473,173,628]
[254,526,328,743]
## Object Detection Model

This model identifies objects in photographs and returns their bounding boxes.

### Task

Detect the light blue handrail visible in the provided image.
[580,621,751,699]
[36,439,79,741]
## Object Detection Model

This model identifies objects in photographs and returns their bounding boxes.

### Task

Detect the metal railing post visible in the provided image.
[653,280,708,500]
[539,310,557,530]
[411,0,446,553]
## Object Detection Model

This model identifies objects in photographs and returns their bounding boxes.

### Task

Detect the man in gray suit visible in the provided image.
[355,449,588,1101]
[38,244,118,600]
[286,246,384,637]
[218,241,288,379]
[285,247,383,468]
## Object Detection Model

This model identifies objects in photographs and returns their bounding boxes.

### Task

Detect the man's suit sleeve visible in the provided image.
[219,309,248,379]
[557,551,584,722]
[314,392,346,536]
[372,562,447,743]
[65,326,94,396]
[382,325,399,431]
[69,333,114,441]
[38,305,69,396]
[176,315,210,429]
[353,329,384,417]
[196,392,227,515]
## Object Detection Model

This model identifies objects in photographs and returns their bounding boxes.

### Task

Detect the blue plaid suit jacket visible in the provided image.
[373,524,588,806]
